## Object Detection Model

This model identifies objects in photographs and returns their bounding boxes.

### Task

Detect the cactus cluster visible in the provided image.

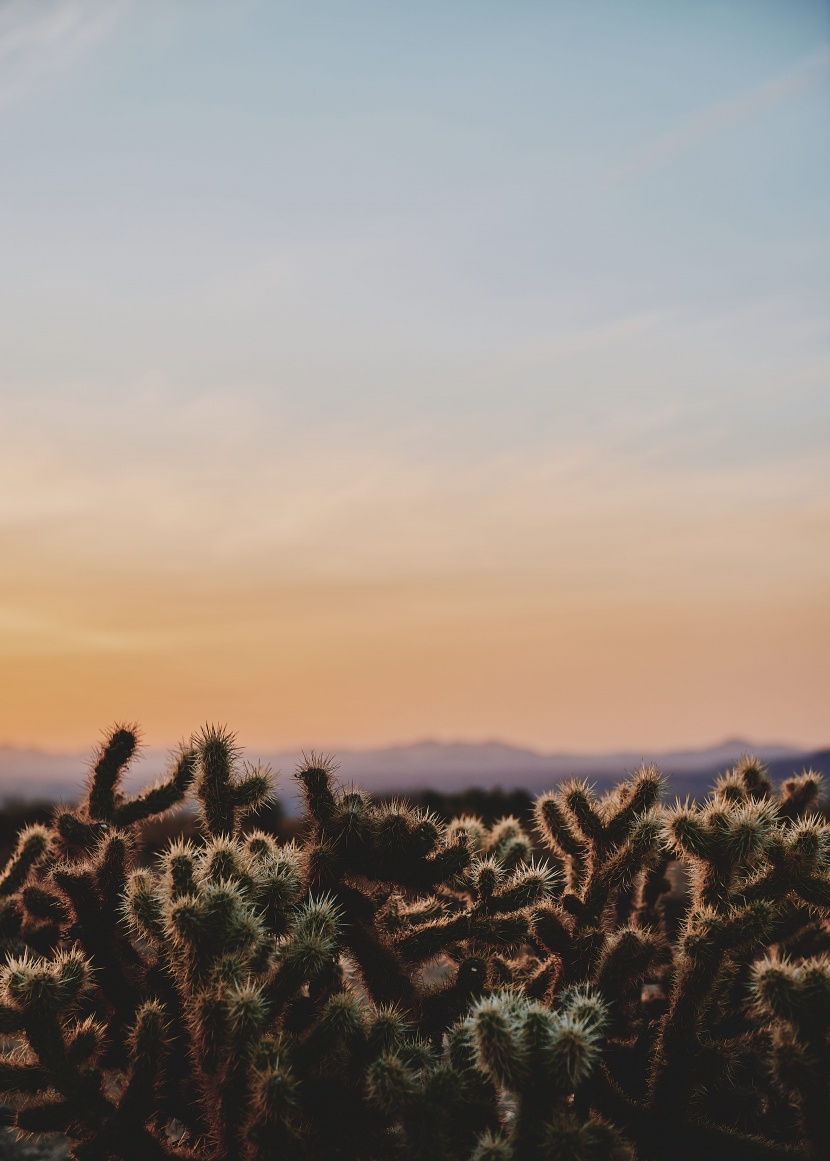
[0,726,828,1160]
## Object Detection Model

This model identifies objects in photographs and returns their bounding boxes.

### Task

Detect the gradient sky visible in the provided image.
[1,0,829,754]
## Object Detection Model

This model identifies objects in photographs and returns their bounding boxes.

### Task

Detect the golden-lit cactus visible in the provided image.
[0,733,827,1160]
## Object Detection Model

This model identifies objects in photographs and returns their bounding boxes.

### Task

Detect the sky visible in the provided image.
[0,0,828,755]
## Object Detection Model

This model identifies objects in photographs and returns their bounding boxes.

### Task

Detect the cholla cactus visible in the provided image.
[750,955,830,1157]
[0,732,827,1161]
[459,988,629,1160]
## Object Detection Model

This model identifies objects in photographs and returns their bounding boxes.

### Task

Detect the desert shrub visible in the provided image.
[0,726,827,1160]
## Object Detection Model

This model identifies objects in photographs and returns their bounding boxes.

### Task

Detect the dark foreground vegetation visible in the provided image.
[0,726,827,1160]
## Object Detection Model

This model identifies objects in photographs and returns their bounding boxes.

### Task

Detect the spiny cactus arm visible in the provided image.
[365,1050,418,1116]
[164,881,265,988]
[537,1009,604,1094]
[750,956,830,1153]
[531,903,573,956]
[632,853,672,928]
[86,724,140,821]
[413,1063,486,1156]
[534,793,589,892]
[94,830,136,910]
[403,835,472,890]
[778,770,823,821]
[736,818,830,915]
[263,895,342,1012]
[447,814,488,854]
[486,862,560,914]
[469,994,529,1092]
[357,801,470,889]
[524,955,561,1002]
[361,1040,466,1159]
[122,869,166,943]
[710,770,749,805]
[296,753,339,824]
[717,801,778,865]
[250,848,305,934]
[113,744,198,827]
[486,817,533,871]
[0,897,22,945]
[51,861,101,924]
[595,926,664,1012]
[54,809,109,855]
[468,912,533,954]
[22,884,70,925]
[649,899,779,1117]
[115,1000,171,1125]
[292,989,369,1084]
[198,834,256,891]
[540,1108,634,1161]
[766,1032,830,1154]
[0,953,123,1149]
[245,1042,303,1160]
[393,894,448,928]
[662,802,711,862]
[194,724,242,834]
[789,872,830,908]
[733,753,774,799]
[51,840,145,1026]
[65,1016,106,1071]
[437,1022,503,1151]
[664,799,775,910]
[394,911,471,965]
[604,764,663,846]
[580,812,663,922]
[200,982,274,1159]
[159,839,199,901]
[560,780,606,847]
[185,989,230,1081]
[470,1130,513,1160]
[466,995,614,1158]
[328,882,419,1010]
[0,1058,52,1092]
[394,908,532,971]
[232,761,272,811]
[13,1100,74,1135]
[194,725,271,837]
[0,824,51,897]
[365,1002,412,1058]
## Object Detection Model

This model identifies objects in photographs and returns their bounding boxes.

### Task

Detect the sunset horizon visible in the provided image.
[1,2,828,761]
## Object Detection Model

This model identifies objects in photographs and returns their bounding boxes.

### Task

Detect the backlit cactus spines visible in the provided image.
[0,725,827,1159]
[0,824,51,898]
[463,990,625,1158]
[749,955,830,1156]
[194,724,272,837]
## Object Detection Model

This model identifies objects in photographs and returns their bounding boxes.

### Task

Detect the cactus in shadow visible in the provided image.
[0,732,827,1160]
[748,954,830,1156]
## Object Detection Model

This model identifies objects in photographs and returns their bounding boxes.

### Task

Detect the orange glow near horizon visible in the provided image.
[1,378,828,756]
[0,5,828,756]
[2,564,828,755]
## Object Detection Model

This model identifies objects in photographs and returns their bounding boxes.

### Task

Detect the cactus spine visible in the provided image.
[0,731,826,1160]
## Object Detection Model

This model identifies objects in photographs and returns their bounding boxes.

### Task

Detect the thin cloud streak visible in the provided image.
[0,0,128,115]
[604,46,830,184]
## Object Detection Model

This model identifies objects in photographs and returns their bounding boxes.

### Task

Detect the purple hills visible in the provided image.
[0,738,826,811]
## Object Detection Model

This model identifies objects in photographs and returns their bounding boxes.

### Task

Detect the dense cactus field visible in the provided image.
[0,725,827,1160]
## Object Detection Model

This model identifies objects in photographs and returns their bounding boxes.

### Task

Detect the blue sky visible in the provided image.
[0,1,828,752]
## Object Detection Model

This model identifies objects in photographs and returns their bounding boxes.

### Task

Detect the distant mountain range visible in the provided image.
[0,738,827,811]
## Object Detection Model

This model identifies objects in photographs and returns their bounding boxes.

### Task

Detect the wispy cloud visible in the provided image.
[604,46,830,183]
[0,0,128,115]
